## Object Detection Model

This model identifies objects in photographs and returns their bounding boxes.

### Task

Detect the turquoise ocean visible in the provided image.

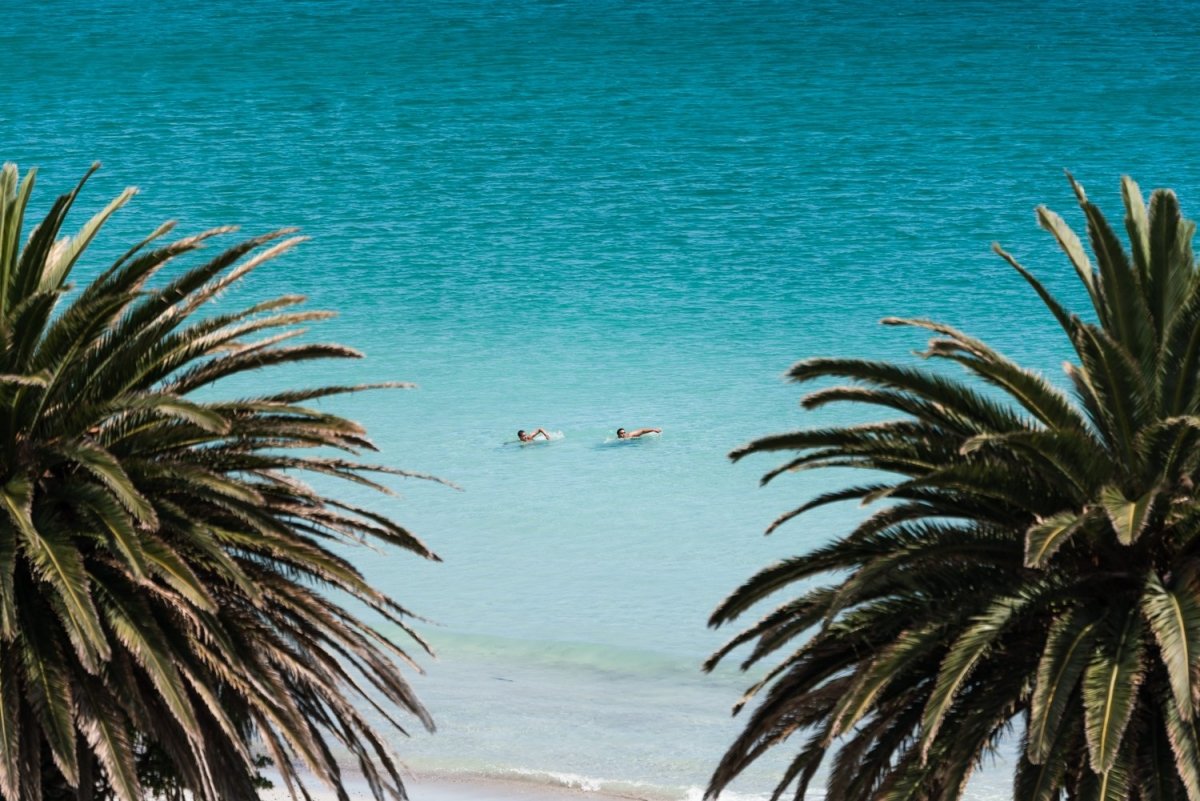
[8,1,1200,798]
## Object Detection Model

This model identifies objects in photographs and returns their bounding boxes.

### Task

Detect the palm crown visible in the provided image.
[707,175,1200,801]
[0,164,440,801]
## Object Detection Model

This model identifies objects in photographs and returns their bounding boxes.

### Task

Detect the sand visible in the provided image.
[259,773,622,801]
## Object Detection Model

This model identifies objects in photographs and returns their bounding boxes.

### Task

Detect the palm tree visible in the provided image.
[0,163,444,801]
[706,176,1200,801]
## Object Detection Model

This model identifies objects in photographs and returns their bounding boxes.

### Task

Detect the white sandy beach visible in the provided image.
[259,774,650,801]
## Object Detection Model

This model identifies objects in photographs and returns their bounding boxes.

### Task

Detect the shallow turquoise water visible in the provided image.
[8,1,1200,798]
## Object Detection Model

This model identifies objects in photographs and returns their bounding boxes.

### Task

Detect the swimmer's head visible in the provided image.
[517,430,527,441]
[616,428,627,439]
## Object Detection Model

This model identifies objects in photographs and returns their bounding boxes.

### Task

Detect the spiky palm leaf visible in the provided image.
[0,164,443,801]
[708,175,1200,801]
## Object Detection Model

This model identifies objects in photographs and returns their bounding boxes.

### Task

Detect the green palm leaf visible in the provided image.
[138,535,216,611]
[40,186,137,291]
[17,607,78,786]
[1029,607,1097,764]
[96,589,200,739]
[1015,715,1078,801]
[1142,573,1200,720]
[0,164,36,324]
[1083,607,1146,774]
[1123,176,1152,286]
[918,593,1029,757]
[51,440,158,525]
[1037,201,1099,306]
[1138,701,1186,801]
[1099,485,1157,545]
[1163,696,1200,801]
[0,650,21,800]
[0,522,16,639]
[1025,510,1089,567]
[18,516,111,670]
[74,679,140,801]
[64,481,148,578]
[827,622,943,740]
[1081,744,1134,801]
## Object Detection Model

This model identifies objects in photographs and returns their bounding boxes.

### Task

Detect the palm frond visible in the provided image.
[1141,573,1200,721]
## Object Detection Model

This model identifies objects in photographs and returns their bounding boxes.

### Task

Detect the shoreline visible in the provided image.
[258,769,716,801]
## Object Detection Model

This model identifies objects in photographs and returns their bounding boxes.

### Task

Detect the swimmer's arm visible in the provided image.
[534,428,551,439]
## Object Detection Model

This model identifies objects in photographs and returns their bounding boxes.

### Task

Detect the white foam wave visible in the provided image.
[475,767,771,801]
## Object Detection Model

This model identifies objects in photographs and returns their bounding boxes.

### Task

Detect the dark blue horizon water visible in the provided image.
[7,1,1200,798]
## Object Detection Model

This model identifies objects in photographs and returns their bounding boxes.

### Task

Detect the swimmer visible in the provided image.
[517,428,552,442]
[616,427,661,439]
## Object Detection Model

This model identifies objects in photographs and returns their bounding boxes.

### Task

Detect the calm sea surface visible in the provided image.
[7,1,1200,798]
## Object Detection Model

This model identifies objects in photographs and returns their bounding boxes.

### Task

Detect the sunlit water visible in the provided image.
[7,1,1200,798]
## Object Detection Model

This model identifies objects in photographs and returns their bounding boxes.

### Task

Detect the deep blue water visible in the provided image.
[7,1,1200,798]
